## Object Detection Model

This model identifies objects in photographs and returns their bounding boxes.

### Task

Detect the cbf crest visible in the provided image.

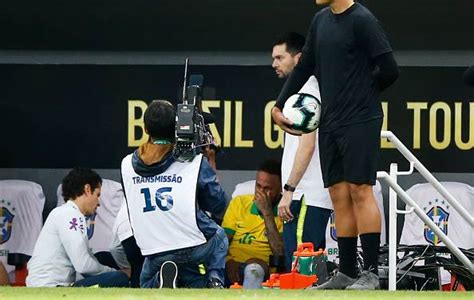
[85,213,97,240]
[423,198,450,245]
[0,199,15,244]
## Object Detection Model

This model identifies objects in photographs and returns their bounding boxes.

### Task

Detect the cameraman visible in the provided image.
[121,100,228,288]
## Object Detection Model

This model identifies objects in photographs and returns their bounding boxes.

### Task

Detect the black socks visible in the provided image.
[338,233,381,277]
[360,232,380,275]
[337,237,358,278]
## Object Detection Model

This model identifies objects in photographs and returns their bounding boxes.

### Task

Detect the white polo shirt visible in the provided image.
[26,201,115,287]
[281,76,332,209]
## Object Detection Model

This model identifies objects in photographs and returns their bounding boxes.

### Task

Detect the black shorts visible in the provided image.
[319,118,382,188]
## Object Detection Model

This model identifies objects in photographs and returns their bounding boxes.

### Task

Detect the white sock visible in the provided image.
[243,263,265,289]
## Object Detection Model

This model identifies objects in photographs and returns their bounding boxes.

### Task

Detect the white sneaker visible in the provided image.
[346,271,380,290]
[159,261,178,288]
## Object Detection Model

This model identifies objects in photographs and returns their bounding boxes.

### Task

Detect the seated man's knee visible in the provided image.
[242,262,266,289]
[244,263,265,277]
[244,258,268,275]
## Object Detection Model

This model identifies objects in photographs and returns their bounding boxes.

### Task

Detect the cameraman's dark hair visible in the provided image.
[144,100,176,142]
[62,167,102,200]
[257,159,281,178]
[272,32,305,56]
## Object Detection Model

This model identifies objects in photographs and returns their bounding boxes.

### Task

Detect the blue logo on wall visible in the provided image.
[0,206,14,244]
[329,211,337,242]
[424,206,449,245]
[85,213,97,240]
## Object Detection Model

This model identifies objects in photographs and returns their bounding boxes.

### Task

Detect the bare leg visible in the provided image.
[329,182,357,237]
[328,182,358,279]
[349,183,380,234]
[349,183,381,275]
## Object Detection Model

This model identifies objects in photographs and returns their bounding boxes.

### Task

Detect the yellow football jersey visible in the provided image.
[222,194,283,264]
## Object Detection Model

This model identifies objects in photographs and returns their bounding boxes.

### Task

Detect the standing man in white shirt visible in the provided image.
[271,32,333,272]
[26,168,130,287]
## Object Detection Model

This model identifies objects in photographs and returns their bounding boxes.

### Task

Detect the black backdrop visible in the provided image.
[0,64,472,172]
[0,0,473,51]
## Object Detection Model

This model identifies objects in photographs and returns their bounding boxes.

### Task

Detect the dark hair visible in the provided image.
[144,100,176,142]
[272,32,305,56]
[62,167,102,200]
[257,159,281,178]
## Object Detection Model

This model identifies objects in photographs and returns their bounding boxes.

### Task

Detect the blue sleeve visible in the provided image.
[196,157,228,216]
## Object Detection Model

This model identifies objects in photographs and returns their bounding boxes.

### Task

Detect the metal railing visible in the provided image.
[377,131,474,291]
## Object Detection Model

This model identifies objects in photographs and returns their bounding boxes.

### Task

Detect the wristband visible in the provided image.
[283,183,296,192]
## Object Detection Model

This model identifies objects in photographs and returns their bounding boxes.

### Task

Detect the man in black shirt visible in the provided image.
[272,0,399,290]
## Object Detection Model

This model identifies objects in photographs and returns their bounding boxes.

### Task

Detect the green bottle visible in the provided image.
[293,255,316,275]
[291,242,328,283]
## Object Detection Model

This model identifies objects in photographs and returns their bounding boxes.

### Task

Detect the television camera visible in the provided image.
[174,59,217,161]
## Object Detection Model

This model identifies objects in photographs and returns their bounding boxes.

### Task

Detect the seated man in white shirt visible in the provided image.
[26,168,130,287]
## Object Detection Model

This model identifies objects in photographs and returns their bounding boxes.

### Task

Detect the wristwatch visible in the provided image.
[283,183,296,192]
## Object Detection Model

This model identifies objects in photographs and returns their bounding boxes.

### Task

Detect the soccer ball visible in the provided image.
[282,93,321,133]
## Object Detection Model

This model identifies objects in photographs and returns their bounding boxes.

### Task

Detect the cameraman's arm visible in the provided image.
[197,157,228,216]
[203,146,217,173]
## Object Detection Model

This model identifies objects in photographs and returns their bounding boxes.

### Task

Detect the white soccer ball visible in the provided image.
[282,93,321,133]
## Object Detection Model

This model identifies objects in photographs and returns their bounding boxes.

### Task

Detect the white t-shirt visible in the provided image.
[109,202,133,269]
[0,180,45,282]
[26,201,115,287]
[400,182,473,249]
[325,180,386,263]
[113,202,133,243]
[399,182,474,285]
[57,179,125,253]
[281,76,332,210]
[121,154,206,255]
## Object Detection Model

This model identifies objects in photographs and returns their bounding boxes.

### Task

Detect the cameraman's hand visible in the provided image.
[271,107,302,136]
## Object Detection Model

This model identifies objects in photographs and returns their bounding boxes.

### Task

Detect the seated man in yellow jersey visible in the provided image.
[222,160,284,289]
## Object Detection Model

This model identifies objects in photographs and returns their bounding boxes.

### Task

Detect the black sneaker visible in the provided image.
[159,261,178,288]
[207,277,224,289]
